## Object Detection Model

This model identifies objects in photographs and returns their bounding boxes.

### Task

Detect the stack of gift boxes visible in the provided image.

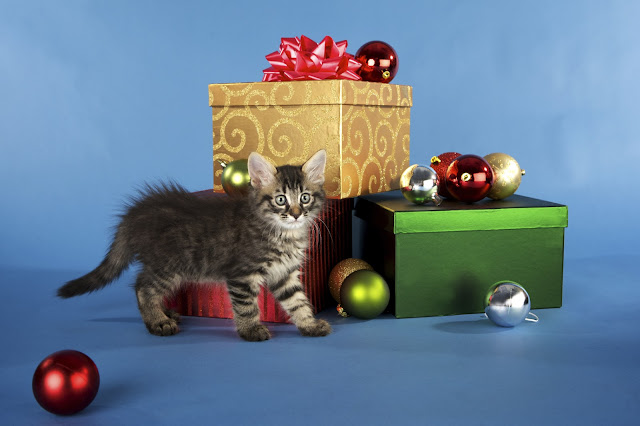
[169,41,568,323]
[169,79,412,322]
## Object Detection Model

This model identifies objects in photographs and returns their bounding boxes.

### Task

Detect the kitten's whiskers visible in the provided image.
[315,217,333,247]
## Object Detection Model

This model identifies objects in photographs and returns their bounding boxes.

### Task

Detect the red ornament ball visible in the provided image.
[445,154,495,202]
[430,152,461,199]
[355,41,398,83]
[32,350,100,416]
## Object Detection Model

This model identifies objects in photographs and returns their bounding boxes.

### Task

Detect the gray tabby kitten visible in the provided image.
[58,150,332,341]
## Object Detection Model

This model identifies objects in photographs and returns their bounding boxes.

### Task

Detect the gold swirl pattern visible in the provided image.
[345,110,372,158]
[267,118,309,159]
[383,157,400,189]
[341,158,362,196]
[216,109,265,154]
[209,81,412,198]
[272,82,306,117]
[373,119,393,157]
[245,89,270,112]
[363,159,383,194]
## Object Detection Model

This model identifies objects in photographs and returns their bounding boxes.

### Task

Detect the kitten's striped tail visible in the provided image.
[57,227,133,298]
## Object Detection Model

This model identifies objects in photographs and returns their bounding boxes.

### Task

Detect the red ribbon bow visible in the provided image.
[262,35,362,82]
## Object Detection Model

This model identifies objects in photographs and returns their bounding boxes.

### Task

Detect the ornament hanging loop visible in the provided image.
[483,311,539,325]
[525,312,539,323]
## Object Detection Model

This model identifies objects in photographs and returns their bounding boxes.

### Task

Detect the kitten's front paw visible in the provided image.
[299,319,332,337]
[146,319,179,336]
[238,324,271,342]
[164,308,182,323]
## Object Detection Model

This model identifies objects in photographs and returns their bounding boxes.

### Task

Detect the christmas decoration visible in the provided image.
[220,159,250,196]
[263,35,362,82]
[484,281,538,327]
[484,153,525,200]
[336,305,349,318]
[430,152,461,198]
[340,270,390,319]
[355,40,399,83]
[445,154,494,202]
[32,350,100,416]
[400,164,442,206]
[328,258,374,303]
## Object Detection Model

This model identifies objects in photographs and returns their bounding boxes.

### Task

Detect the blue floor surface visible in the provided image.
[2,255,639,425]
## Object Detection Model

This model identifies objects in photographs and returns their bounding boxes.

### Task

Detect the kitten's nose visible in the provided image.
[290,205,302,219]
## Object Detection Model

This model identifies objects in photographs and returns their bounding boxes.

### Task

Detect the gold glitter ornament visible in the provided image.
[484,153,526,200]
[328,258,374,303]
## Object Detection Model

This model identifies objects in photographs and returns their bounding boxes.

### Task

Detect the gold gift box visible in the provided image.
[209,80,412,199]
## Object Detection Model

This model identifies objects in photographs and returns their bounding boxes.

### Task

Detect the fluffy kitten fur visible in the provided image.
[58,150,331,341]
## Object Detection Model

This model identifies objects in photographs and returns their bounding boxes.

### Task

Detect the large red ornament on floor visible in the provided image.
[355,41,399,83]
[445,154,495,202]
[32,350,100,416]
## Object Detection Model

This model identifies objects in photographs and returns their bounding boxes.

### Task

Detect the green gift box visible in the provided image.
[354,191,568,318]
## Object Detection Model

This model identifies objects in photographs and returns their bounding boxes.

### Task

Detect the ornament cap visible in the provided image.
[336,305,349,317]
[218,160,228,169]
[521,169,526,176]
[430,156,441,164]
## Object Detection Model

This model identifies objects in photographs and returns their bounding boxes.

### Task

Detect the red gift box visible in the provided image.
[167,190,353,323]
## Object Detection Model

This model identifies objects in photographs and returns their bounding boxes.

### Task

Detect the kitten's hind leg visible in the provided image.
[269,271,331,337]
[227,279,271,341]
[135,270,179,336]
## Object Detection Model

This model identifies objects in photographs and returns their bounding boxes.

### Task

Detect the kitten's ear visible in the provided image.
[302,149,326,186]
[248,152,277,188]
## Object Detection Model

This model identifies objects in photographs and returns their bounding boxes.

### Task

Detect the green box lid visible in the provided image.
[355,191,568,234]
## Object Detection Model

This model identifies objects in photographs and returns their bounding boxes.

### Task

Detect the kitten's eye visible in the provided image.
[274,195,287,206]
[300,193,311,204]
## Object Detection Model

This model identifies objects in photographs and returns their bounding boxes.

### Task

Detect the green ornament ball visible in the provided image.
[340,270,390,319]
[220,159,250,196]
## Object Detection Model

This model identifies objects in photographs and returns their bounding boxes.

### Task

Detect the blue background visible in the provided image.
[2,1,639,424]
[2,0,639,269]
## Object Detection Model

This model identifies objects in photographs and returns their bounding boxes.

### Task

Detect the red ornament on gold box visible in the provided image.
[355,40,399,83]
[167,190,353,323]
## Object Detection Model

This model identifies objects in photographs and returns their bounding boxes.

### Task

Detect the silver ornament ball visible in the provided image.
[484,281,532,327]
[400,164,442,206]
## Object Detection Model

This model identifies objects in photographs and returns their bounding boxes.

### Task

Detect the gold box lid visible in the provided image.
[209,80,412,108]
